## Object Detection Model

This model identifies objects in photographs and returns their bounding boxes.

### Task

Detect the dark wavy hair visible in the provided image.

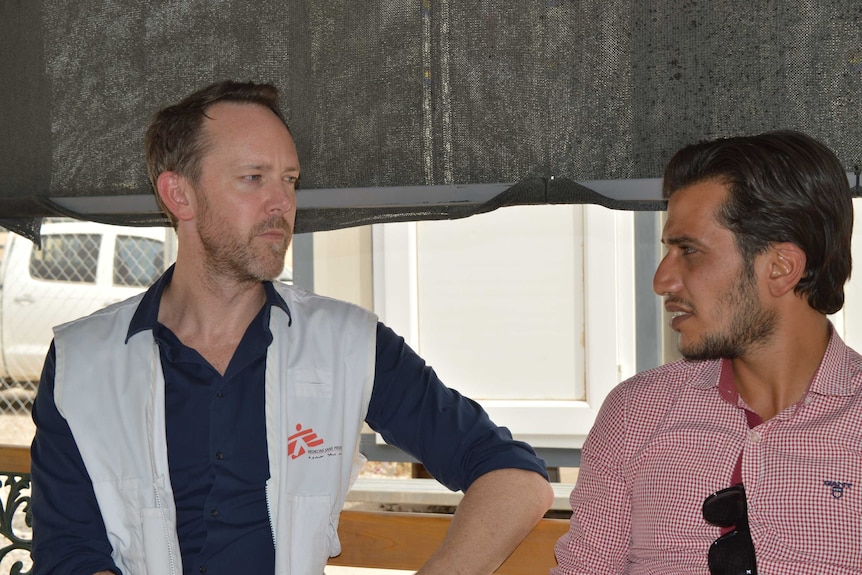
[144,80,289,227]
[663,130,852,314]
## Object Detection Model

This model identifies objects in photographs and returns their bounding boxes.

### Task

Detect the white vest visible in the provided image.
[52,283,377,574]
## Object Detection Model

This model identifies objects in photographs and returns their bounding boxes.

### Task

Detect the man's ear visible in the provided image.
[156,171,195,223]
[766,242,806,297]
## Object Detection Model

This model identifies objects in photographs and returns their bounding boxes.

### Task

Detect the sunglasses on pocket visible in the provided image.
[701,483,758,575]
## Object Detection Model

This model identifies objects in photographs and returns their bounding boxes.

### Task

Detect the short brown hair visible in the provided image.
[144,80,289,227]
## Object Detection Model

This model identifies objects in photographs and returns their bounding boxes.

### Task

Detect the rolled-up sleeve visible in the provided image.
[365,322,548,492]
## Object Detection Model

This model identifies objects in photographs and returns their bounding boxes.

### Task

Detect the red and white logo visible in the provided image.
[287,423,325,459]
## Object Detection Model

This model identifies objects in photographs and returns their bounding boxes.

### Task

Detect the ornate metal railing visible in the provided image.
[0,472,30,575]
[0,445,32,575]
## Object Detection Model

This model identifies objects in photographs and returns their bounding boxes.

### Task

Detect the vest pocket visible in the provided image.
[91,478,148,573]
[291,367,334,398]
[283,494,333,573]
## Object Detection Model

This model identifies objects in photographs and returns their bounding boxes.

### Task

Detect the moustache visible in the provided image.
[252,217,293,237]
[663,295,694,311]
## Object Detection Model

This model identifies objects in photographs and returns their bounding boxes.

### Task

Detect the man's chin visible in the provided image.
[677,335,710,360]
[257,246,288,278]
[260,264,286,282]
[242,256,287,283]
[678,338,737,361]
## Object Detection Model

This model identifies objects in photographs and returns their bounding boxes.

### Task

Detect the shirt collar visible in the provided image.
[716,359,764,427]
[807,325,862,397]
[712,324,860,409]
[125,264,292,342]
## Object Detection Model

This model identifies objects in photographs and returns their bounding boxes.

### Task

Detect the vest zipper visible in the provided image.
[151,340,178,575]
[266,481,276,550]
[263,481,278,557]
[152,484,178,575]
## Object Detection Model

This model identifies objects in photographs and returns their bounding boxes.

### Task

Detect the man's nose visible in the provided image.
[653,253,679,295]
[268,182,296,214]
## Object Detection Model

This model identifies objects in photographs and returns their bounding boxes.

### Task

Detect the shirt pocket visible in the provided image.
[290,367,333,398]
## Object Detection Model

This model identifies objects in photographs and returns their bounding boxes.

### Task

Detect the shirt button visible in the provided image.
[215,452,224,460]
[199,567,207,573]
[748,430,762,443]
[216,391,224,398]
[210,509,218,518]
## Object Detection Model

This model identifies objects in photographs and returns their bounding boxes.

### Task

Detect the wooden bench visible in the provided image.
[0,444,569,574]
[330,509,568,573]
[347,476,575,510]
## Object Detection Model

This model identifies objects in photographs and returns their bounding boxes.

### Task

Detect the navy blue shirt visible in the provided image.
[30,268,548,575]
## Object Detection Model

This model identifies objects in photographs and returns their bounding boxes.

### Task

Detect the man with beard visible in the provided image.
[29,80,554,575]
[553,131,861,575]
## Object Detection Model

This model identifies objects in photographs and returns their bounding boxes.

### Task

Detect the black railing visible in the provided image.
[0,472,31,575]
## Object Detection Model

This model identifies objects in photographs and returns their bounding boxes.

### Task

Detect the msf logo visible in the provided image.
[288,424,325,460]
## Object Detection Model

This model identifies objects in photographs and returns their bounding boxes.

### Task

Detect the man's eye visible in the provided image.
[244,175,262,182]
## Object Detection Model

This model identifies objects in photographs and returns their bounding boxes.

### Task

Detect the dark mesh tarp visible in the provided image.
[2,1,862,239]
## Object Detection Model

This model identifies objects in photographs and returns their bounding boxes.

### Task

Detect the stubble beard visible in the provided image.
[197,193,292,283]
[678,270,778,361]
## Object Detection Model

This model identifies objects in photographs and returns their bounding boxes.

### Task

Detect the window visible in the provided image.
[113,235,164,287]
[29,233,100,283]
[305,204,637,449]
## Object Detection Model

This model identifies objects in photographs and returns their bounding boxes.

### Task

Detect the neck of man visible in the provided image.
[730,308,830,421]
[157,248,268,375]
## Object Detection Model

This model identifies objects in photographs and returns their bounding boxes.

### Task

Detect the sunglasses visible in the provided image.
[701,483,758,575]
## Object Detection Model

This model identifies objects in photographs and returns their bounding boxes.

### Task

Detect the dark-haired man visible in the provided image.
[29,80,554,575]
[554,131,861,574]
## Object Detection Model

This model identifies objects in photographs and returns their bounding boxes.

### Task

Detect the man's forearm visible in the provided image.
[417,468,554,575]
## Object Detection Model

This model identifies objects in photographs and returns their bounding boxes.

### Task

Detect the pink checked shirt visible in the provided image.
[553,330,862,574]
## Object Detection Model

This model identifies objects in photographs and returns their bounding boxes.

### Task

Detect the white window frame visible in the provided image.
[372,205,636,449]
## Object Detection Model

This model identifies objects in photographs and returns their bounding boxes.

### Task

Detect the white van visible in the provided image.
[0,221,169,384]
